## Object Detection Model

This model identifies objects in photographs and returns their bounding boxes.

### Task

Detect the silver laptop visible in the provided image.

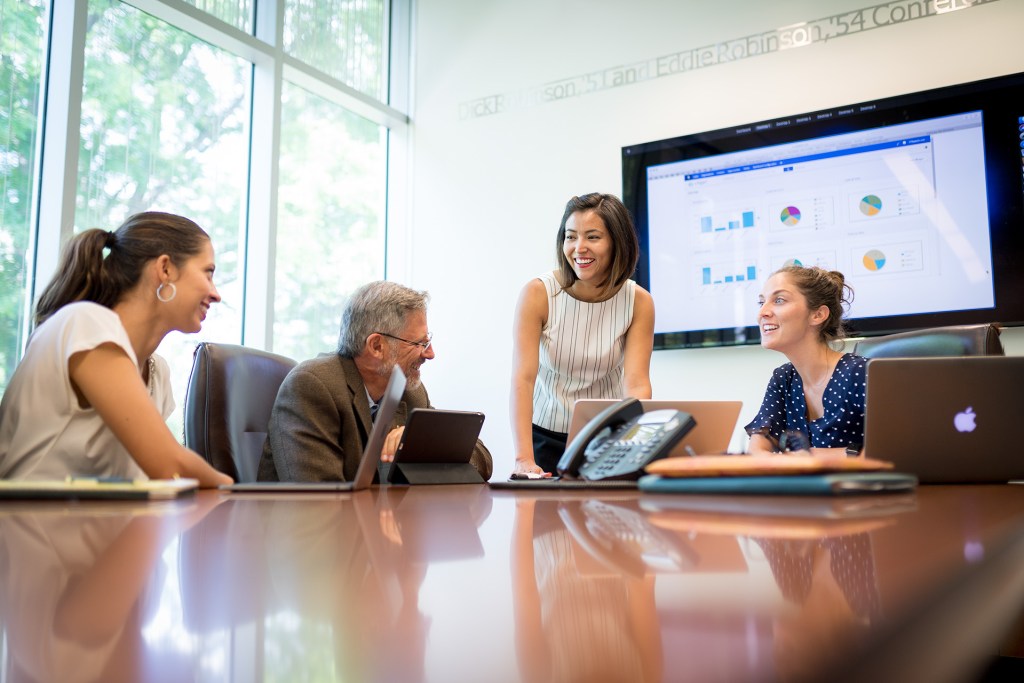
[489,400,742,489]
[567,399,743,457]
[863,357,1024,483]
[221,365,407,492]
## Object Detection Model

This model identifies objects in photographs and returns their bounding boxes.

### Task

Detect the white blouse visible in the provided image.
[0,301,174,480]
[532,272,636,433]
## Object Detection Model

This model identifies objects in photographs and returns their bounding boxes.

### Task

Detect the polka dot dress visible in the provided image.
[744,353,868,450]
[755,534,881,621]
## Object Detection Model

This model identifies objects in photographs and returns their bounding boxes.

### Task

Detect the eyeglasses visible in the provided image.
[377,331,433,352]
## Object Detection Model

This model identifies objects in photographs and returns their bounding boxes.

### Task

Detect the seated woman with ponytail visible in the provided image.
[0,212,232,487]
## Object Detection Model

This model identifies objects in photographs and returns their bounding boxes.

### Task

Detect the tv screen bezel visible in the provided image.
[622,71,1024,350]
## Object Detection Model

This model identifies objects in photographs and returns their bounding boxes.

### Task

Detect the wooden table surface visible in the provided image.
[3,484,1024,682]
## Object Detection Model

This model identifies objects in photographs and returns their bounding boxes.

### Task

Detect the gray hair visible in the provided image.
[337,280,430,357]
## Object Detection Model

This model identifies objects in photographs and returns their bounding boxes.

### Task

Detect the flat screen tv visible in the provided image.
[623,71,1024,349]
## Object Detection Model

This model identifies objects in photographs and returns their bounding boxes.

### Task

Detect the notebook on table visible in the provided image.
[0,477,199,500]
[863,356,1024,483]
[638,454,915,496]
[221,365,406,493]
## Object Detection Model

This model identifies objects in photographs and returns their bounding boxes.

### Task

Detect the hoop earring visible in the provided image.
[156,282,177,303]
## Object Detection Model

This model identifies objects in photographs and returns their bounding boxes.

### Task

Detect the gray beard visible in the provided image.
[377,348,421,390]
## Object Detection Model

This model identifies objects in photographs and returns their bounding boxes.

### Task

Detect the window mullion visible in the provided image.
[243,0,285,350]
[30,0,89,316]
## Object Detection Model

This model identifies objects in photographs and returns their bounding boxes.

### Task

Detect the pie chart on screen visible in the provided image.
[863,249,886,271]
[780,206,801,226]
[860,194,883,216]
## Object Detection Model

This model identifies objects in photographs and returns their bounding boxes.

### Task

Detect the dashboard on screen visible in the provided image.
[623,72,1024,349]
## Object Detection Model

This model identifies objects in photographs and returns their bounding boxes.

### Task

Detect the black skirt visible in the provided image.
[532,423,568,473]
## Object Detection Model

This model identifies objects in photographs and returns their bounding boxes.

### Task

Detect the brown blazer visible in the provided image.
[257,354,493,482]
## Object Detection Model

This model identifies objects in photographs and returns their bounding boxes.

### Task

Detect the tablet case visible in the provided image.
[638,472,918,496]
[387,409,485,485]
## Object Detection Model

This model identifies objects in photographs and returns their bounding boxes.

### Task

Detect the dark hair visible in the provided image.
[337,280,430,357]
[34,212,211,326]
[555,193,639,293]
[774,265,853,345]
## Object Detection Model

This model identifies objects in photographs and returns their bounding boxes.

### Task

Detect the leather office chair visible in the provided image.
[184,342,297,482]
[852,323,1004,359]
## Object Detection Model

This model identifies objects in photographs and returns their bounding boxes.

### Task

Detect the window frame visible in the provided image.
[24,0,410,355]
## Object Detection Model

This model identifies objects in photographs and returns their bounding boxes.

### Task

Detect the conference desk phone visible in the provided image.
[557,398,696,481]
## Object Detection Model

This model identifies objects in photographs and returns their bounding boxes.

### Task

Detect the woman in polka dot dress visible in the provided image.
[745,266,866,457]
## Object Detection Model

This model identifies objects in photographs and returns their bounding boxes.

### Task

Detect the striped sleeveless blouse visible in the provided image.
[533,272,636,434]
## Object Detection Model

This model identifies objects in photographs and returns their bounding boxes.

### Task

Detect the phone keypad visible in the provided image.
[582,425,668,479]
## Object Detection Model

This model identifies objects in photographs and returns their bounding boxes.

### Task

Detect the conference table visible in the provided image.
[2,484,1024,683]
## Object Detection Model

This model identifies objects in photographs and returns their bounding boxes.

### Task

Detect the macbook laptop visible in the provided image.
[567,399,743,457]
[222,365,407,492]
[863,356,1024,483]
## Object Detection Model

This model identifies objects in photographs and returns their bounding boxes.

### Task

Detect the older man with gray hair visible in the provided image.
[258,280,492,482]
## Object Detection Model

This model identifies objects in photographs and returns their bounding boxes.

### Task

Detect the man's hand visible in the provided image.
[381,426,405,463]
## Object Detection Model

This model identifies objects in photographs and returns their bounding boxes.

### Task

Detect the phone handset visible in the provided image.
[558,398,644,477]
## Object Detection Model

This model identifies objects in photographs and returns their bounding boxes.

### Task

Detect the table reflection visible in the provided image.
[175,486,492,682]
[260,491,431,682]
[644,494,910,682]
[512,498,664,683]
[4,485,1024,683]
[0,496,222,683]
[754,534,879,680]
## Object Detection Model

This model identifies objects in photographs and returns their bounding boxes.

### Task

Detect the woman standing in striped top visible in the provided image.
[511,193,655,475]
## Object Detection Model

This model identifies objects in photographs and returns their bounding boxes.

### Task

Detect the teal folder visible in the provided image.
[638,472,918,496]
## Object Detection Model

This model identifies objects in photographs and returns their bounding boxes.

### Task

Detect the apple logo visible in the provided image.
[954,407,977,433]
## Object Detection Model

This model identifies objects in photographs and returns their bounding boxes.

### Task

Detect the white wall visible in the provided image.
[405,0,1024,474]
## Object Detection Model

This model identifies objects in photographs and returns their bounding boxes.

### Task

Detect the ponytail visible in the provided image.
[35,230,112,326]
[34,212,210,327]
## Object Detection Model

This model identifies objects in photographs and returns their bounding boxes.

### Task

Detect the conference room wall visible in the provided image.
[404,0,1024,471]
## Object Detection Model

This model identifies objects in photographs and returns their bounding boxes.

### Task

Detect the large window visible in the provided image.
[284,0,387,100]
[274,82,387,362]
[0,0,46,389]
[182,0,253,33]
[0,0,406,427]
[78,0,251,432]
[3,0,406,671]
